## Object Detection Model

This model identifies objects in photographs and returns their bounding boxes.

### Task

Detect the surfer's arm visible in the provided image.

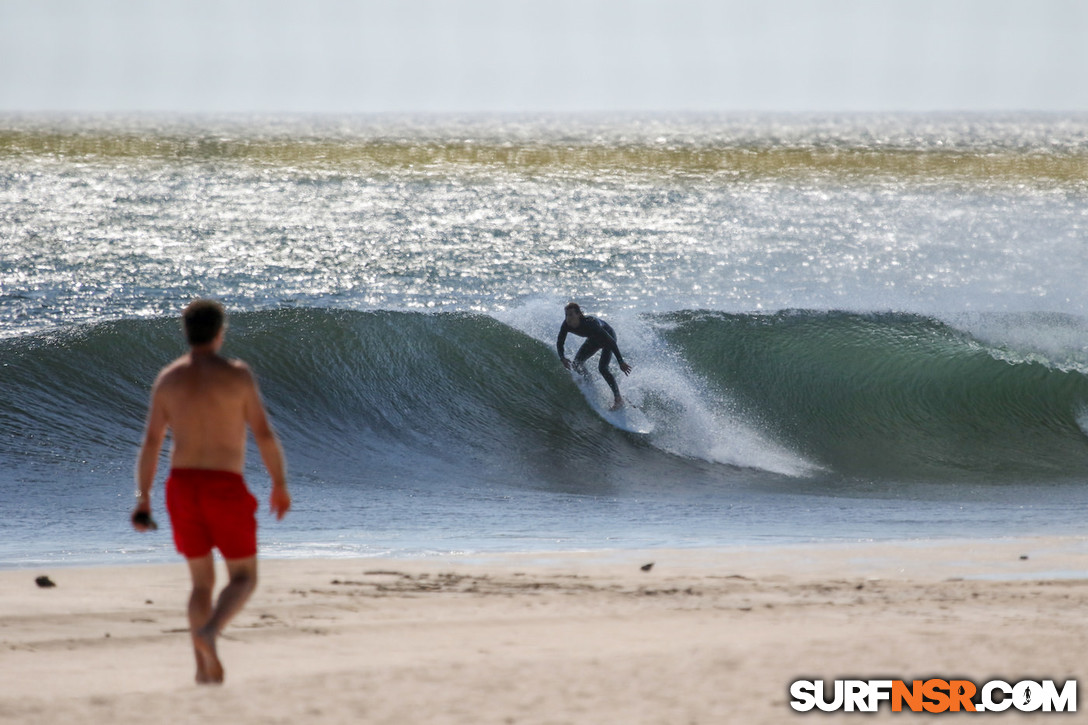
[598,323,632,375]
[612,348,632,375]
[599,328,628,369]
[608,341,626,367]
[556,325,570,365]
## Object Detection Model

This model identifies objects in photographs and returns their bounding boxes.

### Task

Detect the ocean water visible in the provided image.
[3,113,1088,568]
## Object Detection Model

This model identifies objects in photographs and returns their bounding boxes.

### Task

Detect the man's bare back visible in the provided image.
[154,352,265,474]
[135,342,288,511]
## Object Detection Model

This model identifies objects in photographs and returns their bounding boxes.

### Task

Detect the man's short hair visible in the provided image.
[564,302,582,315]
[182,299,226,346]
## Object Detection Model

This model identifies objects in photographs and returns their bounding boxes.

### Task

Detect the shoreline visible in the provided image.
[3,536,1086,723]
[8,532,1088,578]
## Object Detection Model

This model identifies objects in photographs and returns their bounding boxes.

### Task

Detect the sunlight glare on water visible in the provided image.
[3,114,1088,336]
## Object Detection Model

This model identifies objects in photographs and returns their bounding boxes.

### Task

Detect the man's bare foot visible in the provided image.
[609,399,625,411]
[193,630,224,685]
[193,646,209,684]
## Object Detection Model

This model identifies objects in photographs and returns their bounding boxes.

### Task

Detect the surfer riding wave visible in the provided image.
[556,302,633,411]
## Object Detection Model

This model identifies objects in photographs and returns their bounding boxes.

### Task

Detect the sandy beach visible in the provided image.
[2,537,1085,724]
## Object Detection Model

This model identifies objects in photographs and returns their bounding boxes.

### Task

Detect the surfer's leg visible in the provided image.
[573,341,600,378]
[598,349,622,407]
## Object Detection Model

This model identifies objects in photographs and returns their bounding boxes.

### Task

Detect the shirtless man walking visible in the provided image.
[132,299,290,685]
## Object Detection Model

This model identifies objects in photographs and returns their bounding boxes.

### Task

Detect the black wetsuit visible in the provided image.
[556,315,627,399]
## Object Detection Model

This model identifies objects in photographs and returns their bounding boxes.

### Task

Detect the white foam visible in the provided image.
[946,311,1088,374]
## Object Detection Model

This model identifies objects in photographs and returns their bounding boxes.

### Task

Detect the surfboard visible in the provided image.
[572,372,655,435]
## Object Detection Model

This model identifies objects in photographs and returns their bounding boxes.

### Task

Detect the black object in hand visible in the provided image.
[132,510,158,531]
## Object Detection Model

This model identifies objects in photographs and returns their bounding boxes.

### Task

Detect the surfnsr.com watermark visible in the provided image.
[790,679,1077,713]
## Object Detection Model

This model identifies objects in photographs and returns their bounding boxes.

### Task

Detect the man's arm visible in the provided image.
[242,366,290,520]
[603,336,626,367]
[597,322,632,375]
[606,341,632,374]
[556,324,572,368]
[133,379,168,530]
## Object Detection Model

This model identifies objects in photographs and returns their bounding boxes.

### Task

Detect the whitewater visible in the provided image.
[3,113,1088,567]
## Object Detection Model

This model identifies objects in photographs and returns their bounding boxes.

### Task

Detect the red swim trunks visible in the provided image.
[165,468,258,560]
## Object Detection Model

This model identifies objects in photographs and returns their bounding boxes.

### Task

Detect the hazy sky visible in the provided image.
[2,0,1086,114]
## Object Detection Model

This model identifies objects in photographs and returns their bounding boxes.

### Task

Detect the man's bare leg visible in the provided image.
[185,555,216,684]
[188,555,257,685]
